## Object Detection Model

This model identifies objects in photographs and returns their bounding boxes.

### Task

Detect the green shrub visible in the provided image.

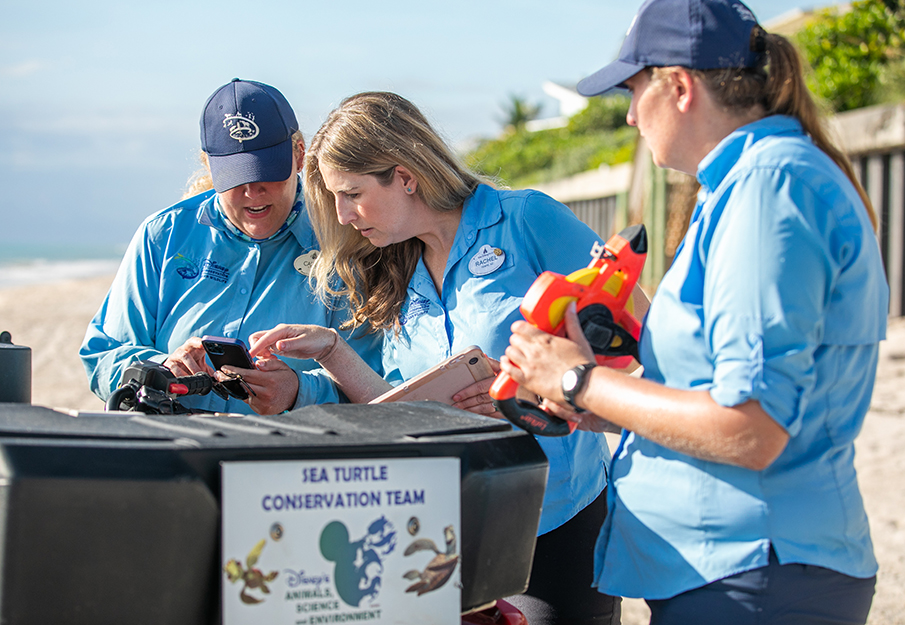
[466,94,636,187]
[796,0,905,112]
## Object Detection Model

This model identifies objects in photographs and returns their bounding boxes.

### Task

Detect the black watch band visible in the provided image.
[561,363,596,412]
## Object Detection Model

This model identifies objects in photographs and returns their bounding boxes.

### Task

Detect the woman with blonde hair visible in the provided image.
[250,91,621,624]
[500,0,888,623]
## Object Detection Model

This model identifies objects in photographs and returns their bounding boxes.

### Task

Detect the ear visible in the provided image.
[671,68,695,114]
[294,140,306,172]
[395,166,417,194]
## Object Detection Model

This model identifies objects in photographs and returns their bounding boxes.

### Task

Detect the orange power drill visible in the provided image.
[490,224,647,436]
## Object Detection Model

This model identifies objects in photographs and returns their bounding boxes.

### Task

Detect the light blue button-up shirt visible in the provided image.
[80,181,381,413]
[594,116,887,599]
[382,184,610,535]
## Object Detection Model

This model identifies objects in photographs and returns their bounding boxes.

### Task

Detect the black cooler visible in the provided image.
[0,402,547,624]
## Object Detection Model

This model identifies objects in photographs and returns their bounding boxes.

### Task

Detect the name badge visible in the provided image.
[294,250,320,276]
[468,245,505,276]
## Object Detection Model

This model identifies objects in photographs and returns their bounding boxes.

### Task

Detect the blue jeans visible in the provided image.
[647,548,875,625]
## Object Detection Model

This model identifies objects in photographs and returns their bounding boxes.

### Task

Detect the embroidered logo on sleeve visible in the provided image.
[399,297,431,326]
[468,245,506,276]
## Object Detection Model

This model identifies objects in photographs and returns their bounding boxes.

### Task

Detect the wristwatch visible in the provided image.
[561,363,596,412]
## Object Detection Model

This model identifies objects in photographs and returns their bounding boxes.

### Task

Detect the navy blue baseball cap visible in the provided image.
[577,0,762,96]
[200,79,299,193]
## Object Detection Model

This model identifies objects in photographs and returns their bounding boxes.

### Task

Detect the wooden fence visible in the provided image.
[835,104,905,317]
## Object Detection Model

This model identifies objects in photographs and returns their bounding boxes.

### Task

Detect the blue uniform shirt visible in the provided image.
[594,116,887,599]
[80,180,381,413]
[382,184,610,535]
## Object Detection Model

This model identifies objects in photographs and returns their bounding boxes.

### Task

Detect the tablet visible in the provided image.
[369,346,495,405]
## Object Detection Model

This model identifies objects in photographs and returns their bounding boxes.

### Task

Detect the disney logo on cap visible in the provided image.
[223,112,259,143]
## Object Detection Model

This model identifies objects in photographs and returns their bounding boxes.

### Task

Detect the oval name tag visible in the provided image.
[294,250,320,276]
[468,244,506,276]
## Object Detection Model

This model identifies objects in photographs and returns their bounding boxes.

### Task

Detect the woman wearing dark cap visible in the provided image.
[500,0,887,623]
[80,79,379,415]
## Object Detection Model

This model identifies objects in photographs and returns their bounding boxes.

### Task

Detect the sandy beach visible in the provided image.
[0,274,903,624]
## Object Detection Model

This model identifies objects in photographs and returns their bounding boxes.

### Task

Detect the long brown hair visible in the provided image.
[305,92,483,332]
[669,28,878,231]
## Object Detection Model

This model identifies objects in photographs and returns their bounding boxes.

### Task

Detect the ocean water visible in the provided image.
[0,242,125,290]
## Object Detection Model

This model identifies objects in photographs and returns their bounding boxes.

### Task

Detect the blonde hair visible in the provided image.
[654,28,877,231]
[181,130,306,200]
[305,92,483,332]
[182,151,213,199]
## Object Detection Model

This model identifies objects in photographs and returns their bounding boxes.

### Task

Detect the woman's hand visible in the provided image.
[164,337,215,377]
[501,302,595,403]
[501,303,624,433]
[251,323,391,404]
[451,358,502,416]
[249,324,339,361]
[218,357,299,415]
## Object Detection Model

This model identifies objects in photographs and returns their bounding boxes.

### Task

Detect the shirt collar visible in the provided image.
[409,183,501,299]
[460,184,502,232]
[696,115,804,193]
[447,183,503,272]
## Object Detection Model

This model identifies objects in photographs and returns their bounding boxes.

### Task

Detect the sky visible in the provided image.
[1,0,829,256]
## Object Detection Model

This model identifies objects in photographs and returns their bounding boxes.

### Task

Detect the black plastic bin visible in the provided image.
[0,401,548,624]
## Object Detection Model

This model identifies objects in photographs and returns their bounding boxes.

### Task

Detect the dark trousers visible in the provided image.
[647,548,875,625]
[506,489,621,624]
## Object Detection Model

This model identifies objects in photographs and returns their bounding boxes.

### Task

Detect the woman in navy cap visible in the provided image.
[500,0,887,623]
[80,79,380,415]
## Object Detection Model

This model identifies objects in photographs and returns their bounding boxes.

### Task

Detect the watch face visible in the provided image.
[562,369,579,392]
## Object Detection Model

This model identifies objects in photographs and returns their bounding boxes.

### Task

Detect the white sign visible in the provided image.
[222,458,461,625]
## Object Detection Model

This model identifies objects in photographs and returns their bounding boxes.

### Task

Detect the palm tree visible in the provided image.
[498,94,541,131]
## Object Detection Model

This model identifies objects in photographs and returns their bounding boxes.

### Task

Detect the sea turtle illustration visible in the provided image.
[402,525,459,595]
[223,538,279,605]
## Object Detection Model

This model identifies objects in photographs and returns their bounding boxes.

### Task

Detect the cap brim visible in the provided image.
[208,138,294,193]
[577,59,646,96]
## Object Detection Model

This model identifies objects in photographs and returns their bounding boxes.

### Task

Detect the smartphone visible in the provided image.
[201,336,255,400]
[369,345,495,405]
[201,336,255,370]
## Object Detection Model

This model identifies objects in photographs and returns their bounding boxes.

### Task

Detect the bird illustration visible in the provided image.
[224,539,279,604]
[402,525,459,595]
